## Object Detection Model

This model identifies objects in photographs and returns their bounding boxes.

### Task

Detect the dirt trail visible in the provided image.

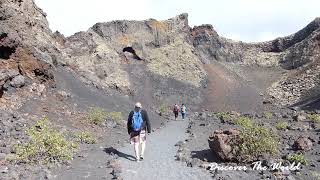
[201,62,264,112]
[51,118,212,180]
[118,119,212,180]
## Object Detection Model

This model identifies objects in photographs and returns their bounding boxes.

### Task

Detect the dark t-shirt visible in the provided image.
[127,109,151,134]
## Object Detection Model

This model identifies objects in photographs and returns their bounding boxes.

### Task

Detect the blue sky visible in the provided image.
[35,0,320,42]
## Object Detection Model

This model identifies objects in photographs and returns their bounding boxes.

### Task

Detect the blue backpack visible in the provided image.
[132,111,143,131]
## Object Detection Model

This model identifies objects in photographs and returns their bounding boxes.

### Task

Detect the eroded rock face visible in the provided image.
[0,0,57,109]
[60,13,207,95]
[2,0,320,109]
[60,14,320,107]
[1,0,63,64]
[208,129,240,161]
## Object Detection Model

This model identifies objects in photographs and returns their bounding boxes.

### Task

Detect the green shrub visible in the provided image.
[107,111,123,124]
[159,103,167,115]
[287,153,308,165]
[88,107,107,125]
[276,121,289,130]
[74,131,96,144]
[308,114,320,123]
[14,118,77,164]
[215,112,232,122]
[234,117,253,127]
[263,112,273,119]
[234,118,279,161]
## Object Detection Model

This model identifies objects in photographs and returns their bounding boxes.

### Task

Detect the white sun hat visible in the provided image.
[135,102,142,108]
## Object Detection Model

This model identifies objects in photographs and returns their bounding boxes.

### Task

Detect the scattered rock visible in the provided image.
[10,75,25,88]
[175,141,185,147]
[293,115,307,121]
[199,112,206,120]
[186,158,202,167]
[0,166,8,173]
[293,137,313,151]
[56,90,71,99]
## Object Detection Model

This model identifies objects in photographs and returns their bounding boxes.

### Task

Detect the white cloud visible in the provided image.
[35,0,320,42]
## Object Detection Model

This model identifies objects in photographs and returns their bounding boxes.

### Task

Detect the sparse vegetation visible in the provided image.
[263,112,273,119]
[287,153,308,165]
[107,111,123,124]
[275,121,288,130]
[234,117,279,161]
[159,103,167,116]
[308,114,320,123]
[87,107,123,125]
[88,107,107,125]
[13,118,77,164]
[215,112,232,122]
[74,131,96,144]
[234,116,253,127]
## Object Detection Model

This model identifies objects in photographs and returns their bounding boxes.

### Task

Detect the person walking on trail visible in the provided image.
[173,104,180,120]
[127,102,151,162]
[181,104,187,120]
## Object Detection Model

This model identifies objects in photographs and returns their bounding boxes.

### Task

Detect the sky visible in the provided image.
[35,0,320,42]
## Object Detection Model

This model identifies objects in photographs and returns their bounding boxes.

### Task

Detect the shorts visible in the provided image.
[130,130,146,144]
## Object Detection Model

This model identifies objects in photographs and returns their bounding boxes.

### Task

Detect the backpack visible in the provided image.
[132,111,143,131]
[181,106,186,113]
[173,105,179,112]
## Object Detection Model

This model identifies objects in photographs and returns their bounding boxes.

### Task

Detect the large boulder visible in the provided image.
[208,129,240,161]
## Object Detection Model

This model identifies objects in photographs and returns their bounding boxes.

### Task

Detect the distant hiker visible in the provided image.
[173,104,180,120]
[127,102,151,162]
[181,104,187,120]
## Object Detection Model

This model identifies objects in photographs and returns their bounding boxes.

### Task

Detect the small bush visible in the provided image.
[287,153,308,165]
[233,118,279,162]
[263,112,273,119]
[74,131,96,144]
[276,121,288,130]
[88,107,107,125]
[308,114,320,123]
[234,117,253,127]
[107,111,123,124]
[215,112,232,122]
[14,118,77,164]
[159,104,167,115]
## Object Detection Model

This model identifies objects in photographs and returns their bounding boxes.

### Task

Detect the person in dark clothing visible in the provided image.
[127,102,151,162]
[173,104,180,120]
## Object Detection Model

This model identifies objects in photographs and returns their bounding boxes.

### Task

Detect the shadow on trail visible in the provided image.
[104,147,136,161]
[191,149,222,163]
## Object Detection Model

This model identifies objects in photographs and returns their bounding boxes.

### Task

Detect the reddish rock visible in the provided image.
[208,129,240,161]
[293,136,313,151]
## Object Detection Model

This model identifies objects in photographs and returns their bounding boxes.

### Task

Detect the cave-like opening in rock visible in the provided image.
[122,47,142,60]
[0,46,16,59]
[0,86,3,98]
[0,33,16,59]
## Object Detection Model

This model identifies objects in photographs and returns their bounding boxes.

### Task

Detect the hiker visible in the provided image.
[127,102,151,162]
[181,104,187,120]
[173,104,180,120]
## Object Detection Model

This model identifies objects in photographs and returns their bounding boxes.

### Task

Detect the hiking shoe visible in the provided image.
[140,156,144,161]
